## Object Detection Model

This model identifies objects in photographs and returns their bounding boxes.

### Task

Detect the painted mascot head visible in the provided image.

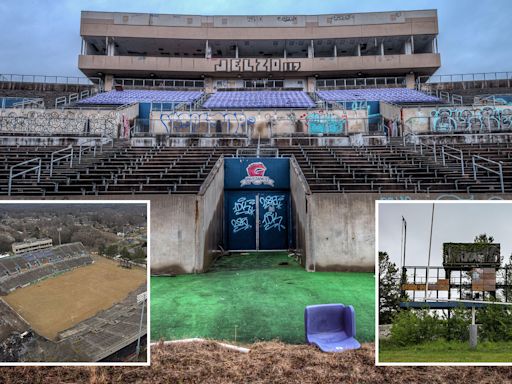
[246,162,266,177]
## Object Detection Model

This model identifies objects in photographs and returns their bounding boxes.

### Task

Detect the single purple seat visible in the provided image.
[304,304,361,352]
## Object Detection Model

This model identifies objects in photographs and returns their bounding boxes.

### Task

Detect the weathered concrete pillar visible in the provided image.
[405,73,415,89]
[104,75,114,91]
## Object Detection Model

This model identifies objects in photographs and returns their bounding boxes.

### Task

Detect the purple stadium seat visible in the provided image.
[304,304,361,352]
[203,91,316,109]
[316,88,441,104]
[78,90,204,105]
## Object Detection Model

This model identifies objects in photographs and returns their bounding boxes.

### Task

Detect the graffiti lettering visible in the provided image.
[431,106,512,133]
[259,195,285,210]
[262,211,285,231]
[233,197,256,216]
[214,58,301,73]
[160,111,255,134]
[231,217,252,233]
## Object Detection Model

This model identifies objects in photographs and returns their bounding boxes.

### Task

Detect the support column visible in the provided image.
[380,41,384,56]
[333,45,337,57]
[106,37,116,56]
[356,44,361,56]
[104,75,114,91]
[405,73,415,89]
[308,40,314,58]
[284,49,287,59]
[235,45,239,59]
[205,40,211,59]
[404,39,412,55]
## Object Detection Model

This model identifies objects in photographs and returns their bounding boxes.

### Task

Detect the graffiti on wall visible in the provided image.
[299,111,347,135]
[0,110,118,137]
[431,106,512,133]
[260,195,286,231]
[231,217,252,233]
[160,111,256,134]
[214,58,301,73]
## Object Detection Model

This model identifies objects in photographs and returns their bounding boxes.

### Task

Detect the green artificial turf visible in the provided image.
[379,340,512,363]
[151,252,375,344]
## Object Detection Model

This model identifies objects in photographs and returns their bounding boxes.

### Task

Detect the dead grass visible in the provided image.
[1,341,512,383]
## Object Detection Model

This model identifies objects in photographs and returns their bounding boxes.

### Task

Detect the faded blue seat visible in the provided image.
[304,304,361,352]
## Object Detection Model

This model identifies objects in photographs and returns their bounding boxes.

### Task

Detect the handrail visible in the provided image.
[472,155,505,193]
[441,145,465,175]
[417,141,437,163]
[8,158,42,196]
[0,73,102,86]
[50,145,73,176]
[78,139,97,163]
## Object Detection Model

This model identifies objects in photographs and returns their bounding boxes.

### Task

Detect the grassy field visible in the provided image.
[379,340,512,363]
[4,257,146,340]
[151,252,375,344]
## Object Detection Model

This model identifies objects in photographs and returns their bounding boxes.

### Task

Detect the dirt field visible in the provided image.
[1,342,512,383]
[3,257,146,340]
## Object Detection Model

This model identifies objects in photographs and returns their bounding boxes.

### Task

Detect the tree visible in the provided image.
[474,233,494,244]
[379,251,402,325]
[120,247,130,259]
[105,244,118,257]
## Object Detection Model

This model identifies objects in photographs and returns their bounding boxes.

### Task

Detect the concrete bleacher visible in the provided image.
[0,144,238,196]
[279,142,512,193]
[1,140,511,196]
[0,243,92,294]
[58,284,147,361]
[203,91,316,109]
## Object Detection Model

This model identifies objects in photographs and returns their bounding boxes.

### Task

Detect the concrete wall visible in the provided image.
[81,10,438,39]
[289,157,312,268]
[0,104,139,138]
[196,157,225,271]
[150,194,198,274]
[308,193,375,272]
[79,53,441,78]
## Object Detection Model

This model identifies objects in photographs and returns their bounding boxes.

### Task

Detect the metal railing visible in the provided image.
[49,146,73,176]
[441,145,465,175]
[8,158,42,196]
[418,71,512,85]
[416,141,438,163]
[0,74,102,87]
[471,155,505,193]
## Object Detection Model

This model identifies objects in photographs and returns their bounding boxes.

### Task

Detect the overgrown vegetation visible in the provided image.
[388,305,512,347]
[378,251,402,325]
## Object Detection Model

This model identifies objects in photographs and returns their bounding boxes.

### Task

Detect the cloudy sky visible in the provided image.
[378,202,512,269]
[0,0,510,77]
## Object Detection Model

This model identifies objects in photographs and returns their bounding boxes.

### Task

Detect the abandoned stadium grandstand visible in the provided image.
[0,242,147,362]
[1,8,512,276]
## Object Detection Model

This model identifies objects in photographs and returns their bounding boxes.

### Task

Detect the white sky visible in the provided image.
[378,202,512,268]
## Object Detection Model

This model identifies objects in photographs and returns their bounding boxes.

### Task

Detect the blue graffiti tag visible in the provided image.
[233,197,256,216]
[231,217,252,233]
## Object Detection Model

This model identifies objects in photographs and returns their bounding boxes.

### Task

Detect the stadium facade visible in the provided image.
[78,9,440,91]
[2,7,512,278]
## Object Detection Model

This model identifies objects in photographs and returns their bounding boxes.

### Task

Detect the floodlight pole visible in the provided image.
[136,293,147,357]
[424,203,435,300]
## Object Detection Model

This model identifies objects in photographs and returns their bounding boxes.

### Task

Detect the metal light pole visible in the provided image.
[135,291,147,357]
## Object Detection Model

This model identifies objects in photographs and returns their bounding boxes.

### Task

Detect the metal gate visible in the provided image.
[226,191,289,251]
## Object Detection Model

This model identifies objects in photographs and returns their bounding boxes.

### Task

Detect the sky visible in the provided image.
[0,0,511,77]
[378,202,512,269]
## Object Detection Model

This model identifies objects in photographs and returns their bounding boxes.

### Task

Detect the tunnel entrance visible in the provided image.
[224,157,293,251]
